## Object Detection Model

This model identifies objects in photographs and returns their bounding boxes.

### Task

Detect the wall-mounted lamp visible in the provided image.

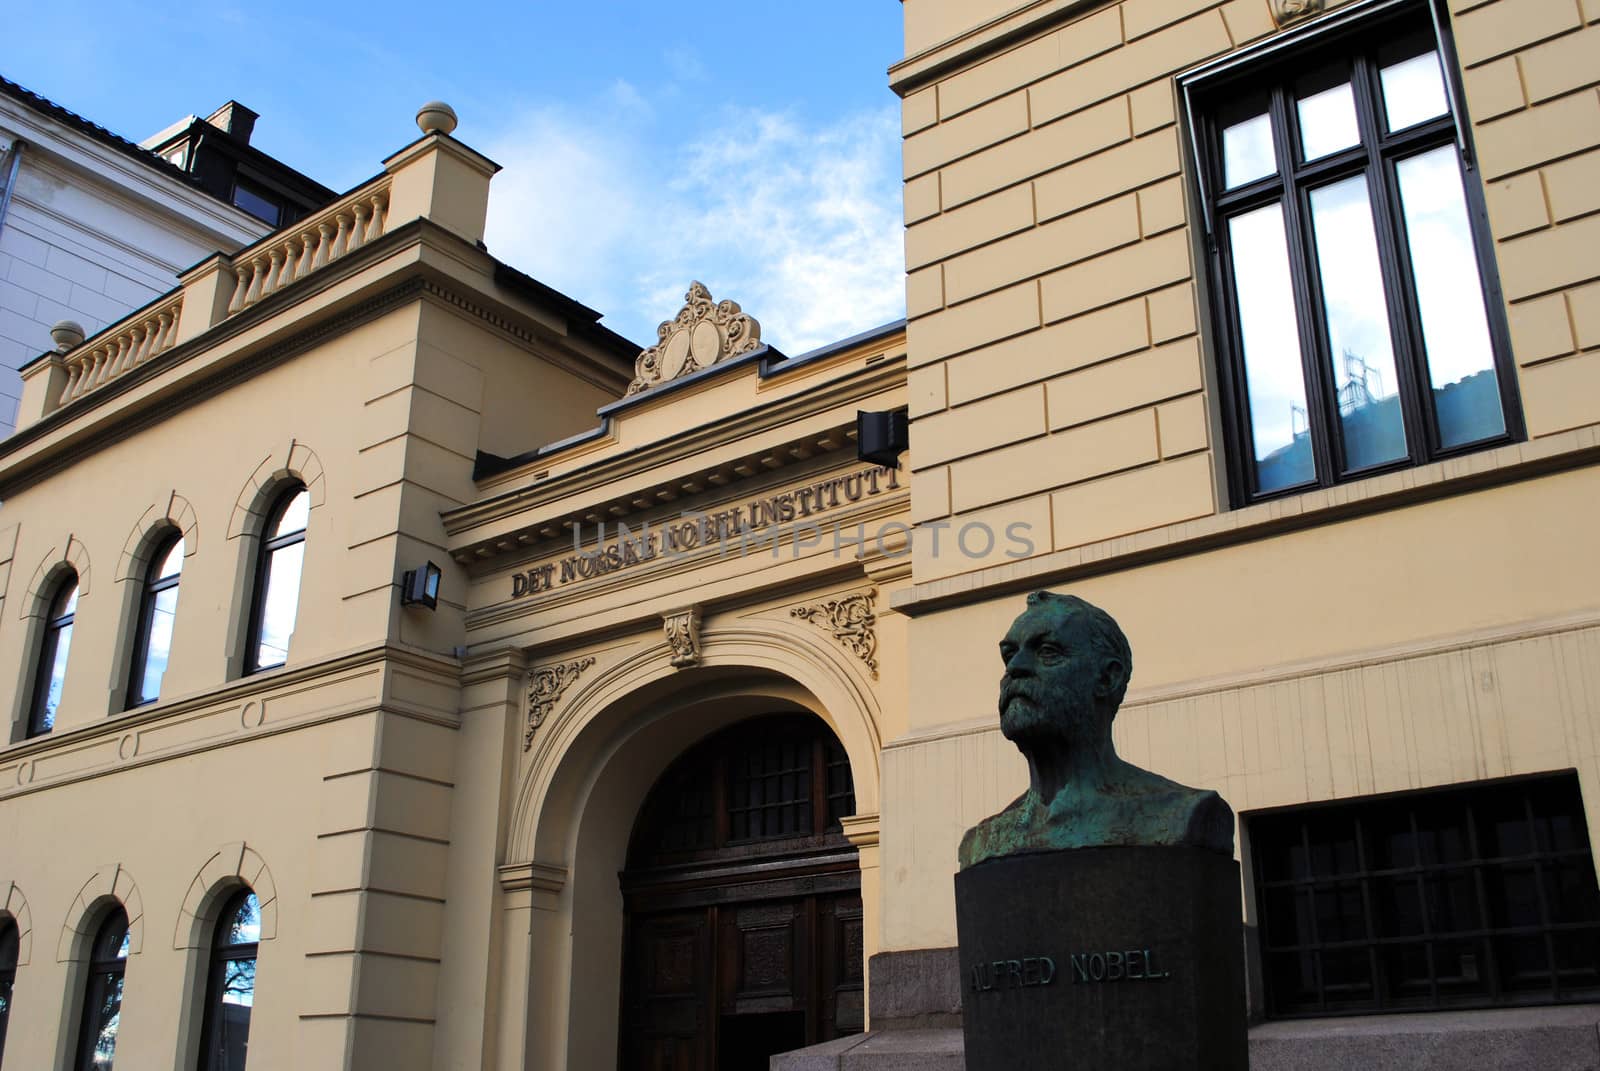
[401,561,442,610]
[857,408,909,468]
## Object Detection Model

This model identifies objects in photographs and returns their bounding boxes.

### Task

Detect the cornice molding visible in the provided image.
[889,0,1106,96]
[446,354,906,539]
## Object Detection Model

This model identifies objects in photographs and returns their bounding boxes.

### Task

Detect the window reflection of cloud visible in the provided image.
[259,542,304,666]
[1298,84,1360,161]
[1381,52,1449,132]
[1223,114,1277,188]
[1228,204,1307,460]
[1398,147,1495,388]
[1309,177,1401,401]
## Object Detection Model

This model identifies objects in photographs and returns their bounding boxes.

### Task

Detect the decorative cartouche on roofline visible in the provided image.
[626,281,762,395]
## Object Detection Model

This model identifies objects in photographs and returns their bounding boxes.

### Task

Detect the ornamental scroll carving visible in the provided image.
[626,282,762,395]
[1269,0,1323,27]
[792,590,879,679]
[663,606,703,669]
[525,656,596,751]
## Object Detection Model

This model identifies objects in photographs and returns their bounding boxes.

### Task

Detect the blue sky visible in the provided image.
[5,1,908,353]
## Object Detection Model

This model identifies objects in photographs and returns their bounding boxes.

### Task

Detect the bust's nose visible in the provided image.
[1005,650,1035,678]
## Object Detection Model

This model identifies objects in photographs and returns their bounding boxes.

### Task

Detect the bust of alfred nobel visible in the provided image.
[959,592,1234,869]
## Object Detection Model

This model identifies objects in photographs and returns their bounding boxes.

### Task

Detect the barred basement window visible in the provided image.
[1249,772,1600,1017]
[1181,0,1520,504]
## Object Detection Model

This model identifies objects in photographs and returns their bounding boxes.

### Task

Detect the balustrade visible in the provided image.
[225,184,391,315]
[58,294,184,404]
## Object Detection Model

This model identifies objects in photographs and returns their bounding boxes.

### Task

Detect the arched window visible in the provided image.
[128,533,184,707]
[0,917,17,1068]
[246,487,308,674]
[28,573,78,737]
[197,890,259,1071]
[74,906,128,1071]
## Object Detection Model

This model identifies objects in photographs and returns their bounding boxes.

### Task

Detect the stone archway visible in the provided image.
[507,624,883,1071]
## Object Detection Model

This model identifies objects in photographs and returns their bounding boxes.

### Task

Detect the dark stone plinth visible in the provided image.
[955,846,1247,1070]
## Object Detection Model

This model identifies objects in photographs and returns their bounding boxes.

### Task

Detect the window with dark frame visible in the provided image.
[1185,0,1520,505]
[74,906,129,1071]
[245,486,309,675]
[0,917,16,1069]
[1249,772,1600,1018]
[127,533,184,708]
[627,715,857,869]
[28,573,79,737]
[197,890,260,1071]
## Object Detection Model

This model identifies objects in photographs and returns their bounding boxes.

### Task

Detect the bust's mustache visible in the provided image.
[999,678,1041,714]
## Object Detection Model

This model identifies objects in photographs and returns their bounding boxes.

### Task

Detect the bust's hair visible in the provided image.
[1024,591,1133,709]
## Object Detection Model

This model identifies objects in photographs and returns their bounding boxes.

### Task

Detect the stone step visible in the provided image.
[774,1005,1600,1070]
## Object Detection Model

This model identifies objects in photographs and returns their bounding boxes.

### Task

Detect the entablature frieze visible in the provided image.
[0,643,461,801]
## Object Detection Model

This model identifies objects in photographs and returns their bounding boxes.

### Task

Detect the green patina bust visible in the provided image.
[959,592,1234,869]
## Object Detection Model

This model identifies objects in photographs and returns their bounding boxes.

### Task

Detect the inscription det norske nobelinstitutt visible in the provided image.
[954,592,1247,1070]
[509,465,901,597]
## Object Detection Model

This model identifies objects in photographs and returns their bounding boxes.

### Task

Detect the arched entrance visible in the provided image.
[619,713,864,1069]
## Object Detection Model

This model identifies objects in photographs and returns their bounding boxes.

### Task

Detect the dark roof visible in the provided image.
[0,74,206,191]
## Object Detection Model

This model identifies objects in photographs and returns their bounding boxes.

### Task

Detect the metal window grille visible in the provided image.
[1250,772,1600,1017]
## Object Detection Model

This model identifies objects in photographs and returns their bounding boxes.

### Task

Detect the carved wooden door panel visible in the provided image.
[818,892,865,1038]
[622,909,713,1071]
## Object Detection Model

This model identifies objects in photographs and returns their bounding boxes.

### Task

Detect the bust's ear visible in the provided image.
[1096,658,1128,698]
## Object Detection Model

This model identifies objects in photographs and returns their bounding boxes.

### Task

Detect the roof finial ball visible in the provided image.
[49,320,85,354]
[415,101,458,137]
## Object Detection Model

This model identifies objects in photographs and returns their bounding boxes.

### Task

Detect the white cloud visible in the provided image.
[481,96,905,356]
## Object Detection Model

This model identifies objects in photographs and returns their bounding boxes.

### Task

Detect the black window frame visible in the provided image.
[244,485,309,676]
[27,572,79,738]
[73,906,129,1071]
[196,889,259,1071]
[0,916,16,1069]
[1248,771,1600,1018]
[1184,0,1522,507]
[127,531,184,709]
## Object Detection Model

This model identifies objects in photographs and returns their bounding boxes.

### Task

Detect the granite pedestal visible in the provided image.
[955,845,1247,1070]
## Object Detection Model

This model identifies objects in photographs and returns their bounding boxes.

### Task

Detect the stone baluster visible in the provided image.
[365,193,387,243]
[294,230,318,278]
[242,254,271,307]
[227,260,254,314]
[331,211,355,261]
[313,222,336,271]
[155,309,177,354]
[122,326,149,371]
[62,361,84,401]
[263,249,288,301]
[352,201,374,253]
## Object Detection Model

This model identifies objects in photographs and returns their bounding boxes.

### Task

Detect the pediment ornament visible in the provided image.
[626,282,762,396]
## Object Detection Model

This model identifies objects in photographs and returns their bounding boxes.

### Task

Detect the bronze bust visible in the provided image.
[959,591,1234,869]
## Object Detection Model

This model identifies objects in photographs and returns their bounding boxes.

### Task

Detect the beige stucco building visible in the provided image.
[1,0,1599,1067]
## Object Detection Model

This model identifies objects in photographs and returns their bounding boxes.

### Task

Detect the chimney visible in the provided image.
[204,101,258,144]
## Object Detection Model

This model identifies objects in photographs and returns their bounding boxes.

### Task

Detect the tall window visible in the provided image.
[128,534,184,707]
[0,917,17,1069]
[246,487,308,674]
[28,573,78,737]
[198,891,259,1071]
[1187,1,1518,504]
[74,907,129,1071]
[1250,773,1600,1017]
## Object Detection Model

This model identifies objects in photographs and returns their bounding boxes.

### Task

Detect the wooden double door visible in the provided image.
[618,715,864,1070]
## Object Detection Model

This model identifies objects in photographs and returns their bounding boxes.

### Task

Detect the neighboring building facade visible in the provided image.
[0,79,331,437]
[0,0,1598,1068]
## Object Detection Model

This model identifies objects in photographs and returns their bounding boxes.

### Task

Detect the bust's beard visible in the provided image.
[998,680,1101,749]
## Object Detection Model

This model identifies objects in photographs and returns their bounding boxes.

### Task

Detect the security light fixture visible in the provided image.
[401,561,442,610]
[857,408,909,468]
